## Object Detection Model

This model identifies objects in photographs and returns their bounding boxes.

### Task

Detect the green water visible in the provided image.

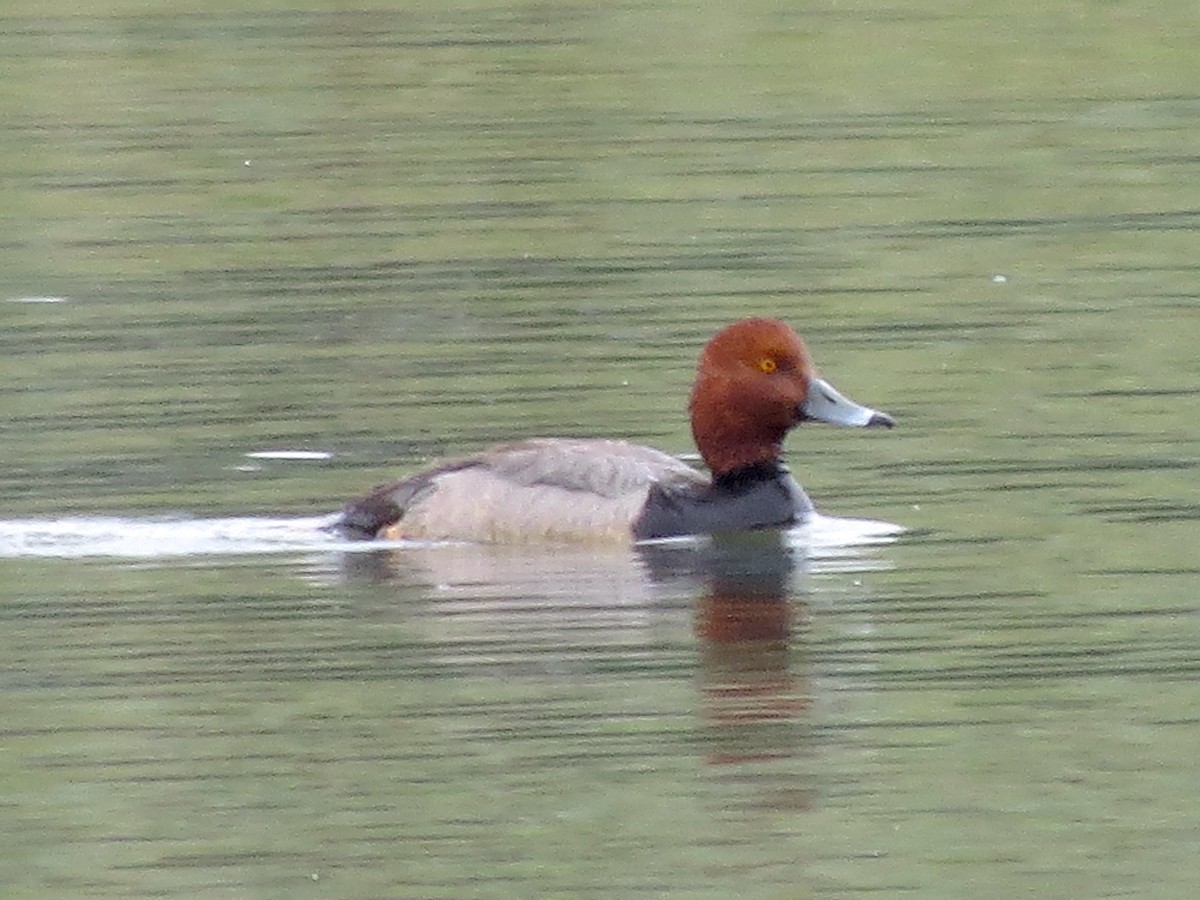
[2,1,1199,897]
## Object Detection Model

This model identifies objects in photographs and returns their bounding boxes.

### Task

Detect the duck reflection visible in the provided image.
[648,531,811,770]
[336,528,814,770]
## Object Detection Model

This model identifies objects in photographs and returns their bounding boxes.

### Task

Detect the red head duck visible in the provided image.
[338,317,894,543]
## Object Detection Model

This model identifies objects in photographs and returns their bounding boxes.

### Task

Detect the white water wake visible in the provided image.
[0,512,903,560]
[0,515,348,559]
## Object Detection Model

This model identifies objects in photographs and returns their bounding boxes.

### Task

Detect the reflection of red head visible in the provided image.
[697,590,810,767]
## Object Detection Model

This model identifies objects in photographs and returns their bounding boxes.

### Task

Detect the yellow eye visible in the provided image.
[757,357,778,374]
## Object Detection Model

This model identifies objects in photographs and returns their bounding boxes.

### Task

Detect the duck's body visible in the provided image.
[338,438,816,543]
[336,317,893,544]
[339,438,704,543]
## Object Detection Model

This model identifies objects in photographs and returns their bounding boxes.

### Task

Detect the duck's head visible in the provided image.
[688,317,894,477]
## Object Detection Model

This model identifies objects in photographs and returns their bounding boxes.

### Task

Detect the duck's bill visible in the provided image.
[800,376,895,428]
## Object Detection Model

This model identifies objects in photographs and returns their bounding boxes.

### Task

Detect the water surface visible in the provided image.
[2,1,1199,897]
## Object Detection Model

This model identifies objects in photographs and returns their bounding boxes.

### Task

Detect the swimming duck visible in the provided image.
[337,317,893,543]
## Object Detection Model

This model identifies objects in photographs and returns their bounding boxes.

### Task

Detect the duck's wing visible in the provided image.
[335,438,705,542]
[478,438,703,498]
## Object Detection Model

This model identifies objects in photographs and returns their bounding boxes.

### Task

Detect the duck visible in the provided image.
[336,317,894,543]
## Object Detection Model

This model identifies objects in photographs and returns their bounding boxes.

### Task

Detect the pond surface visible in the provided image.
[2,1,1199,897]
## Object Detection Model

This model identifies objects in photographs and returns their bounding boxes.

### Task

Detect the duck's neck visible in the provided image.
[712,460,788,490]
[690,374,790,478]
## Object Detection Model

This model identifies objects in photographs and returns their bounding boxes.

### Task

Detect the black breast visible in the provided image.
[631,463,814,541]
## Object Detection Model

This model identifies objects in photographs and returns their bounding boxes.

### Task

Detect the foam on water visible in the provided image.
[0,513,902,560]
[0,515,349,559]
